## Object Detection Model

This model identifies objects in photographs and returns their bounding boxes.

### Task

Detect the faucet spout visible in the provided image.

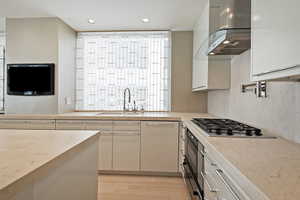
[123,88,131,111]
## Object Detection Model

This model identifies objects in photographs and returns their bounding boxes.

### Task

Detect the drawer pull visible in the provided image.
[215,169,240,200]
[201,172,218,193]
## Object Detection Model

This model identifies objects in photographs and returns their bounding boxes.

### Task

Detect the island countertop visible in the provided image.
[0,129,100,192]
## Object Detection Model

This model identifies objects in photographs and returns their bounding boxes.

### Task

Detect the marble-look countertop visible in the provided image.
[184,120,300,200]
[0,112,299,200]
[0,112,214,121]
[0,130,100,192]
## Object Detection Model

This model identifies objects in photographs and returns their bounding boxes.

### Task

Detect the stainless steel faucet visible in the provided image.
[123,88,131,111]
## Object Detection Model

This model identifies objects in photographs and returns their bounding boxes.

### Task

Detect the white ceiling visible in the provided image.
[0,0,204,31]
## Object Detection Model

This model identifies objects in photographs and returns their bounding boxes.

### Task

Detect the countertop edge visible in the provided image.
[183,120,270,200]
[0,130,100,193]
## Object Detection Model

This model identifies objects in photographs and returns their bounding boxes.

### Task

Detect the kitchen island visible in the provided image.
[0,129,100,200]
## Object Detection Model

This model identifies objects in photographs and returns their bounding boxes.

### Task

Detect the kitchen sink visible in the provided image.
[96,112,142,116]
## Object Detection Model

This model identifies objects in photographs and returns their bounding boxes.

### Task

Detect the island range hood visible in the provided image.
[208,0,251,56]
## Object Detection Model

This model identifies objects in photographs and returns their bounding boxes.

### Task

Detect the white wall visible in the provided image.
[57,19,76,113]
[5,18,76,114]
[208,50,300,143]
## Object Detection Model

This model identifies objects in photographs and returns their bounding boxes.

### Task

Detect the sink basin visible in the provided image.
[96,112,142,116]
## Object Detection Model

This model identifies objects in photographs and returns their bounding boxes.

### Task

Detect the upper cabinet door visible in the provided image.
[251,0,300,81]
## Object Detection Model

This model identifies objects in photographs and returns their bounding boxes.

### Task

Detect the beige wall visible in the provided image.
[6,18,59,114]
[208,50,300,143]
[171,31,207,113]
[57,19,76,113]
[0,18,5,32]
[6,18,76,114]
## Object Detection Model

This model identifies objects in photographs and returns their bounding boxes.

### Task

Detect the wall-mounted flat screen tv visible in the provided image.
[7,63,55,96]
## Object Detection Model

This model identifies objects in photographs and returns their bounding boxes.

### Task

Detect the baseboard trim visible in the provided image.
[98,170,181,177]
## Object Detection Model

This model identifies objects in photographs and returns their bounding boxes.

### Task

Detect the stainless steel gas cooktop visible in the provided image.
[192,118,275,138]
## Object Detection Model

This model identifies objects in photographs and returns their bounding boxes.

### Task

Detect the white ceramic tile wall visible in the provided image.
[208,50,300,143]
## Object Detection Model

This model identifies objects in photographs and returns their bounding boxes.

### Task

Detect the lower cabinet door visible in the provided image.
[98,132,113,170]
[141,121,179,172]
[0,120,27,129]
[113,131,140,171]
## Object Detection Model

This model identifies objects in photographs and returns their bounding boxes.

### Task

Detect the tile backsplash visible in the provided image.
[208,50,300,143]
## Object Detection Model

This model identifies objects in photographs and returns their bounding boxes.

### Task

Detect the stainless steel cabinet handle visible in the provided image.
[201,172,218,193]
[215,169,240,200]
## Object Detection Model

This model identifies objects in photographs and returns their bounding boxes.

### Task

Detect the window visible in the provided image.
[75,31,171,111]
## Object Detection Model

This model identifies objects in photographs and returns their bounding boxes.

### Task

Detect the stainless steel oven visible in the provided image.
[183,128,204,200]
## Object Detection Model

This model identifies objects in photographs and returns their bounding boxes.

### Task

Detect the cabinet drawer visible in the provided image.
[214,169,241,200]
[55,120,86,130]
[26,120,55,130]
[0,120,27,129]
[85,120,113,131]
[113,121,140,131]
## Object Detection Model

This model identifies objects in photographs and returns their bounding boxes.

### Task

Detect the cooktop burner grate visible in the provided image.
[191,118,262,137]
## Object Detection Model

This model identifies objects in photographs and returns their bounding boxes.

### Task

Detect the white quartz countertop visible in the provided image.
[184,120,300,200]
[0,112,213,121]
[0,112,299,200]
[0,129,100,192]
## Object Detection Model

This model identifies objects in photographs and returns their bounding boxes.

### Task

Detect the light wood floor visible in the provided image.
[98,175,189,200]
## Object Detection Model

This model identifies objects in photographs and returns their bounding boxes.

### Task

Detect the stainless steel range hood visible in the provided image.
[208,0,251,56]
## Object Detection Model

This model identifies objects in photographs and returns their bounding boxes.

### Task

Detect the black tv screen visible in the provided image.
[7,64,55,96]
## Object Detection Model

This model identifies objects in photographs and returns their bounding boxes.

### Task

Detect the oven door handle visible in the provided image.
[201,172,218,193]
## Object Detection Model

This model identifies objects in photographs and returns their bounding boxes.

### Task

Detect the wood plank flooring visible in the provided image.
[98,175,189,200]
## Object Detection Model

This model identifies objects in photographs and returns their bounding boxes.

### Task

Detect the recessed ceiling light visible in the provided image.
[209,52,215,55]
[88,19,95,24]
[141,18,150,23]
[223,40,231,44]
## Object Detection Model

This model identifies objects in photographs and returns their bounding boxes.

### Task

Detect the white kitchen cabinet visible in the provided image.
[25,120,55,130]
[112,121,140,171]
[55,120,114,171]
[113,131,140,171]
[113,121,140,131]
[141,121,179,173]
[56,120,113,131]
[84,120,113,131]
[0,119,27,129]
[0,119,55,129]
[192,0,231,91]
[98,132,113,170]
[55,120,86,130]
[251,0,300,81]
[193,43,231,91]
